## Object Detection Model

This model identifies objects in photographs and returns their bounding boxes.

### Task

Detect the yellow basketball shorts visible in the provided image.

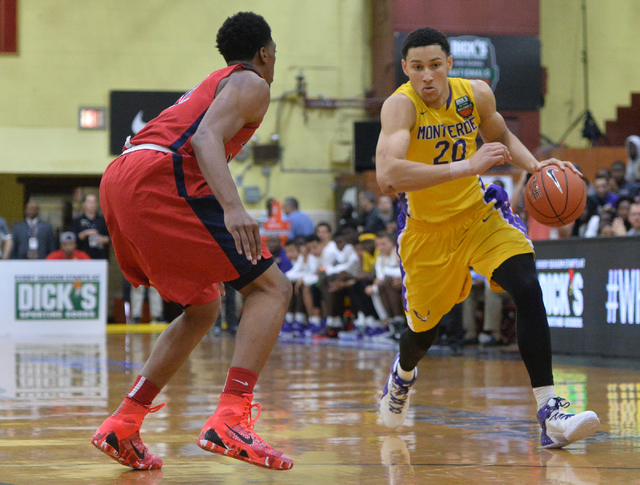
[397,201,533,333]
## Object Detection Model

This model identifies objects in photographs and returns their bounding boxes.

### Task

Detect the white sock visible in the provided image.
[533,385,556,410]
[294,312,307,324]
[395,361,415,382]
[285,312,294,324]
[327,316,342,328]
[309,316,321,325]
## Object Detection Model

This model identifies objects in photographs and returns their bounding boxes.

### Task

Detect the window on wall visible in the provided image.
[0,0,17,54]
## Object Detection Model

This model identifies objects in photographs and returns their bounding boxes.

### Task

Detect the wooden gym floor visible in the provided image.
[0,329,638,484]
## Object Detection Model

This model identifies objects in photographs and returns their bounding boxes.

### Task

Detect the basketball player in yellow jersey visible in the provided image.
[376,27,599,449]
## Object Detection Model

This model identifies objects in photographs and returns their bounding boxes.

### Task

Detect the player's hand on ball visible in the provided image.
[536,158,582,177]
[225,206,262,264]
[469,142,512,175]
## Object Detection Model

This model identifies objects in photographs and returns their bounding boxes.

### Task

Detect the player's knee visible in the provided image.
[268,269,293,306]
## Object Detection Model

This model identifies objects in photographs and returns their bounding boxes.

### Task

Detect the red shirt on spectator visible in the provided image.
[46,249,91,260]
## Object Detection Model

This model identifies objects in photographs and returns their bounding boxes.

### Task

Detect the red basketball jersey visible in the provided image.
[128,63,262,160]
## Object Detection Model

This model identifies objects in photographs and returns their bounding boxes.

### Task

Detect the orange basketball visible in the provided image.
[524,164,587,227]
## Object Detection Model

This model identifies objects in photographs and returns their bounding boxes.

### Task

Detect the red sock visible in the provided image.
[222,367,258,398]
[126,375,161,407]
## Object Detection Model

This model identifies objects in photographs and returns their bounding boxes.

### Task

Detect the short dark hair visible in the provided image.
[402,27,450,58]
[305,234,320,244]
[284,197,299,210]
[612,160,626,170]
[316,222,332,233]
[216,12,272,64]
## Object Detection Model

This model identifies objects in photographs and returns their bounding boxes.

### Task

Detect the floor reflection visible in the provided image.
[0,336,107,405]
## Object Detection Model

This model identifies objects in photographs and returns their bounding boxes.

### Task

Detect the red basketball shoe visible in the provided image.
[91,398,165,470]
[197,393,293,470]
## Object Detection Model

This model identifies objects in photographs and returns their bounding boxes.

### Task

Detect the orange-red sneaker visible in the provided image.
[91,398,165,470]
[197,393,293,470]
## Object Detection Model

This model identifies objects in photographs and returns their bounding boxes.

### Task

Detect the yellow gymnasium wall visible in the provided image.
[0,0,371,216]
[540,0,640,147]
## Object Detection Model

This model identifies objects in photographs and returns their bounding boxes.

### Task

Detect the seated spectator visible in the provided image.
[46,232,91,260]
[625,135,640,182]
[336,202,358,234]
[571,205,591,237]
[365,232,406,340]
[283,197,315,239]
[338,234,384,340]
[316,232,361,338]
[626,202,640,236]
[586,175,619,219]
[315,222,333,255]
[357,190,387,234]
[615,196,635,231]
[377,195,397,225]
[611,160,640,198]
[267,235,293,273]
[282,238,316,337]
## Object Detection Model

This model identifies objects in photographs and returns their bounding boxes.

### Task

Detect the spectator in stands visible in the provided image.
[377,195,397,225]
[626,202,640,236]
[267,235,292,273]
[0,216,13,259]
[611,160,640,198]
[338,234,384,340]
[315,222,333,254]
[283,197,314,239]
[615,197,635,231]
[11,200,56,259]
[586,175,619,219]
[357,190,387,234]
[365,232,406,340]
[46,232,91,260]
[71,193,110,259]
[625,135,640,182]
[571,205,591,237]
[316,232,361,338]
[282,236,322,337]
[336,202,358,234]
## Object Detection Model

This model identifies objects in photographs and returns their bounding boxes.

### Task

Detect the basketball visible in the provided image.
[524,164,587,227]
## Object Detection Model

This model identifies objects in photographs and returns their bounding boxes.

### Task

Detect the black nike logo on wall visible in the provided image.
[225,424,253,445]
[129,439,146,460]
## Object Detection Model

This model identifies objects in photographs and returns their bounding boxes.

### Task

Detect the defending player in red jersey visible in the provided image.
[92,12,294,471]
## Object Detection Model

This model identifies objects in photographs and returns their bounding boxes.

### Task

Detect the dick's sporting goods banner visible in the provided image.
[535,237,640,358]
[0,260,107,336]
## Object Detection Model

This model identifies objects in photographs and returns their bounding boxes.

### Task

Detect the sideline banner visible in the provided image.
[0,260,107,336]
[535,237,640,358]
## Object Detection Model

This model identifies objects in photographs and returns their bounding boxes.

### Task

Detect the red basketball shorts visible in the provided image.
[100,150,272,307]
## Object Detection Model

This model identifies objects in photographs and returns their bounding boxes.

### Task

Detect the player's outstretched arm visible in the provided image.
[376,95,462,195]
[191,71,270,264]
[472,80,580,176]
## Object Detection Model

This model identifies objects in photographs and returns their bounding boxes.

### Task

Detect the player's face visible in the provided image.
[402,45,452,108]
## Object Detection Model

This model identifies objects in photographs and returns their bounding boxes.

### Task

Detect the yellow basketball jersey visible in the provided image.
[394,77,484,223]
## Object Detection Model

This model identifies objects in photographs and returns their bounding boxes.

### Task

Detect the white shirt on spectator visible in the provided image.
[286,253,320,285]
[374,252,401,280]
[325,243,360,277]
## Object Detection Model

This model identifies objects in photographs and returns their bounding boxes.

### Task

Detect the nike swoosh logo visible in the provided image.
[131,110,148,134]
[232,379,248,386]
[420,111,427,115]
[129,439,146,460]
[483,213,494,222]
[225,424,253,445]
[545,168,563,193]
